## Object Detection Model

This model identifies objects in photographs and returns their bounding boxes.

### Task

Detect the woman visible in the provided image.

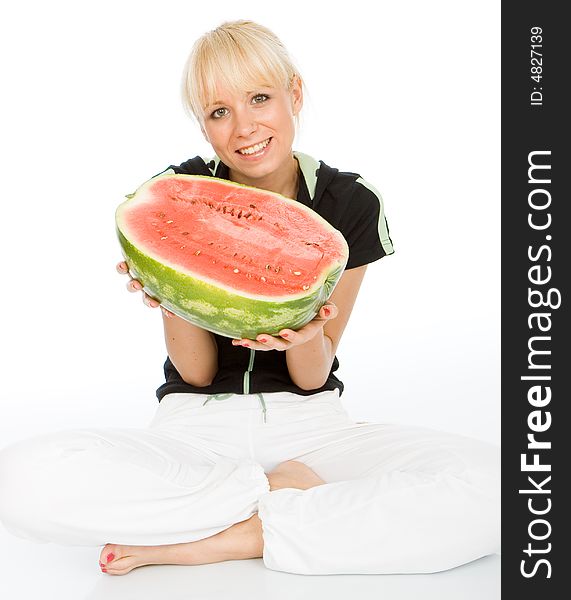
[0,20,499,576]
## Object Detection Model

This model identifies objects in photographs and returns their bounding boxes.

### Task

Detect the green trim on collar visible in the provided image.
[293,151,320,202]
[203,155,221,176]
[201,151,320,202]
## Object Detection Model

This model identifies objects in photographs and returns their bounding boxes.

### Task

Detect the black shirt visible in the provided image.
[155,151,394,401]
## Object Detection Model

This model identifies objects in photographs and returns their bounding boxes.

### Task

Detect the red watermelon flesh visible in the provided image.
[116,173,349,338]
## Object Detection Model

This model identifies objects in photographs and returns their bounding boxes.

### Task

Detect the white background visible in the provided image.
[0,0,500,451]
[0,2,500,598]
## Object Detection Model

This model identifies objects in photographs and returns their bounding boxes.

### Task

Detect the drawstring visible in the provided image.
[202,348,267,423]
[202,393,234,404]
[257,392,267,423]
[203,392,267,423]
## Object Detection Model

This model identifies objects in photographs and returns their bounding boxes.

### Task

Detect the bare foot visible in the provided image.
[267,459,326,491]
[99,513,263,576]
[99,544,169,576]
[98,460,325,575]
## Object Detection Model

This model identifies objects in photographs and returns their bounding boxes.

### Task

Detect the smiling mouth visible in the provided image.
[236,137,272,155]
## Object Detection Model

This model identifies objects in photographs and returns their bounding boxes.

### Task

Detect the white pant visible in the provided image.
[0,389,500,574]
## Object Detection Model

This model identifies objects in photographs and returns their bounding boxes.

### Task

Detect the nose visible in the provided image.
[233,107,257,138]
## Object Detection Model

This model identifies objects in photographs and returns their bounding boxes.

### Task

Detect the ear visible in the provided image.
[290,75,303,116]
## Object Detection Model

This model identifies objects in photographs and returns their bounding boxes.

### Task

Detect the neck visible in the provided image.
[229,154,300,199]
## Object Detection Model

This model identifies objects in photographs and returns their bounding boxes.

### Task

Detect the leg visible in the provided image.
[0,427,269,546]
[99,460,326,575]
[98,513,265,575]
[257,422,500,575]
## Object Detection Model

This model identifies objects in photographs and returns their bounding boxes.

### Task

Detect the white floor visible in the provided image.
[0,525,500,600]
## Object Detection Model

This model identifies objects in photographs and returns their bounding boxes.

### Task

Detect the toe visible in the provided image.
[99,543,121,568]
[104,558,137,576]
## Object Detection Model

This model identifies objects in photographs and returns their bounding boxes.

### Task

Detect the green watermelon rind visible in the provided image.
[117,230,345,339]
[116,174,349,339]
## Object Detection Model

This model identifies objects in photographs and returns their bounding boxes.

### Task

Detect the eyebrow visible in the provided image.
[206,89,274,109]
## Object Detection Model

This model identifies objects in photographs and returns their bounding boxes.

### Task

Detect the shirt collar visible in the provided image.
[206,151,321,207]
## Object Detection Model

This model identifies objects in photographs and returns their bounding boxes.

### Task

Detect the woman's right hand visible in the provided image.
[116,261,174,317]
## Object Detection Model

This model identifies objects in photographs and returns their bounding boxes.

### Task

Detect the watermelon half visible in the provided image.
[115,173,349,339]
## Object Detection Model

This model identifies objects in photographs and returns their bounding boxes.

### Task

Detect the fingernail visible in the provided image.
[259,338,267,343]
[101,567,107,573]
[281,333,289,338]
[106,553,115,562]
[242,342,250,347]
[323,307,330,316]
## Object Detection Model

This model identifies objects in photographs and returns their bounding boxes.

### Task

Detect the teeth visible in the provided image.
[238,138,270,155]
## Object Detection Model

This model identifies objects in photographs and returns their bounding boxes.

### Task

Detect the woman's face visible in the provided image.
[200,78,302,187]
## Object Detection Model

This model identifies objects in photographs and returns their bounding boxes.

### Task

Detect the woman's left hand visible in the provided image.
[231,302,338,351]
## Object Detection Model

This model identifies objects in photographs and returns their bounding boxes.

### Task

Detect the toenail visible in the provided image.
[106,553,115,562]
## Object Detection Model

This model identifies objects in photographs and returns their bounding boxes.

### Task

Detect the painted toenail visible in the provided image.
[106,553,115,562]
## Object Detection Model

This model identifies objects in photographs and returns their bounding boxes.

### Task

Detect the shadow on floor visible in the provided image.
[85,554,500,600]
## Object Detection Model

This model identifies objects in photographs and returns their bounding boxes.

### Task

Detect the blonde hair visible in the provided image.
[181,20,302,124]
